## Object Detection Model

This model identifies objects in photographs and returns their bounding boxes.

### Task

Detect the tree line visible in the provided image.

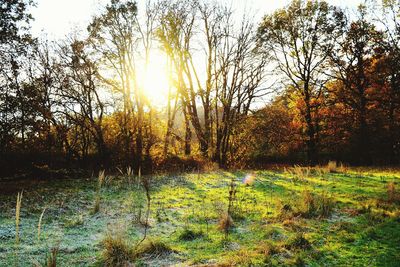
[1,0,399,176]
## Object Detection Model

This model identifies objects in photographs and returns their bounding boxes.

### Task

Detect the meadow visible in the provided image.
[0,165,399,266]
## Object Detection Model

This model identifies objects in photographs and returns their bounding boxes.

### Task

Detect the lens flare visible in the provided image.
[243,173,256,186]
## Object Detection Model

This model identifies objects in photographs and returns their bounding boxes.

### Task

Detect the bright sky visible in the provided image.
[31,0,364,39]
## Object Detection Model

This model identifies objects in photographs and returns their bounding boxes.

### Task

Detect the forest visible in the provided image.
[0,0,399,266]
[1,0,399,174]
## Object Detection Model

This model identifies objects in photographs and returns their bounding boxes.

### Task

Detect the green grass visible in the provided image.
[0,168,399,266]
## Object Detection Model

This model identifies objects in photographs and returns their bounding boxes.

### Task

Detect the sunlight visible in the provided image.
[141,52,170,105]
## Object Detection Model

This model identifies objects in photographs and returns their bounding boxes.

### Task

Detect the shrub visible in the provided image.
[278,202,294,220]
[153,155,210,173]
[259,241,280,266]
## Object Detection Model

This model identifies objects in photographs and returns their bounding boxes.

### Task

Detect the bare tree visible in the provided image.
[213,12,268,166]
[87,0,159,170]
[54,37,109,164]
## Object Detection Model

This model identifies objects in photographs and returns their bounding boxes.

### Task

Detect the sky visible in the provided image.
[30,0,366,107]
[31,0,364,39]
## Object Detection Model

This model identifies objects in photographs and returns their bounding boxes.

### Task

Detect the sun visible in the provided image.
[141,51,170,105]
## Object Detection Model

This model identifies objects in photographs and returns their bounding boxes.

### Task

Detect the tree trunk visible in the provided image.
[136,105,144,171]
[183,105,192,156]
[304,90,317,165]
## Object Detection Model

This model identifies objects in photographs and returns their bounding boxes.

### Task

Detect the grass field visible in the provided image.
[1,167,400,266]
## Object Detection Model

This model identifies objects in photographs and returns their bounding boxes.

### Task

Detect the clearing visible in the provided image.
[0,168,399,266]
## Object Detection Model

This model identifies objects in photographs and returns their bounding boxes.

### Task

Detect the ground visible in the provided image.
[0,167,400,266]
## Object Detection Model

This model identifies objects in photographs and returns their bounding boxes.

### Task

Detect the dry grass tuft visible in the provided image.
[387,182,398,203]
[46,246,59,267]
[33,245,60,267]
[327,161,338,173]
[285,232,311,250]
[15,191,23,245]
[285,165,311,182]
[178,228,204,241]
[218,213,234,233]
[101,232,134,266]
[299,190,334,218]
[135,239,174,258]
[326,161,347,173]
[93,170,106,213]
[314,165,329,176]
[117,166,134,185]
[37,207,46,241]
[279,189,335,219]
[220,248,259,266]
[257,241,280,257]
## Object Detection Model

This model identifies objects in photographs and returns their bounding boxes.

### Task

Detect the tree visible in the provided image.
[158,0,268,165]
[374,0,400,163]
[157,0,206,156]
[87,0,159,170]
[0,0,35,154]
[233,97,300,167]
[212,10,268,166]
[258,0,345,164]
[0,0,33,44]
[329,6,383,164]
[55,37,109,164]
